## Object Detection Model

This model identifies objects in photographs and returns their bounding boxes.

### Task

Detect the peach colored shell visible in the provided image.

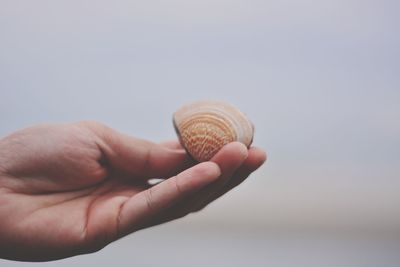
[173,101,254,162]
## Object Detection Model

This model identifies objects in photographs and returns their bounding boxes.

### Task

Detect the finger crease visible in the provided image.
[116,198,128,238]
[145,188,155,214]
[173,176,183,196]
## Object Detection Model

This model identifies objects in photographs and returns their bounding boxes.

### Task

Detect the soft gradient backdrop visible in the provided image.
[1,0,399,266]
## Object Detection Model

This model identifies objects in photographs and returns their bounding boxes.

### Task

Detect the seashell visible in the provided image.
[173,101,254,162]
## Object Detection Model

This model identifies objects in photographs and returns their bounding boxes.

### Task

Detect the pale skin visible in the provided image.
[0,121,266,262]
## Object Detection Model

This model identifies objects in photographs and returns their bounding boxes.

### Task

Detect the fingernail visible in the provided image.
[234,142,249,160]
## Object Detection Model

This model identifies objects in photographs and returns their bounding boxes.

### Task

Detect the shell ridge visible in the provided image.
[173,101,254,161]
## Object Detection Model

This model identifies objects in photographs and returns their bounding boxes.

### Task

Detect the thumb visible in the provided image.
[116,162,221,236]
[84,121,193,178]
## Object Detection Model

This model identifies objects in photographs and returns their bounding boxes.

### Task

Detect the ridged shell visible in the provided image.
[173,101,254,162]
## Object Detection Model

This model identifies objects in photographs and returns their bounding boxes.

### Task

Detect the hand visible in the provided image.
[0,121,266,261]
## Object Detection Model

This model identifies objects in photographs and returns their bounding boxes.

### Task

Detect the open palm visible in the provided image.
[0,121,266,261]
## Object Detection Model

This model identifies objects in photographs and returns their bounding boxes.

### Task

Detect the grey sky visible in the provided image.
[1,1,400,266]
[1,0,399,236]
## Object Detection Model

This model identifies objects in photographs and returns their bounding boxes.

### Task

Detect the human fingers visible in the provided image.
[190,147,266,212]
[161,141,248,184]
[115,162,221,236]
[137,142,250,225]
[210,141,249,184]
